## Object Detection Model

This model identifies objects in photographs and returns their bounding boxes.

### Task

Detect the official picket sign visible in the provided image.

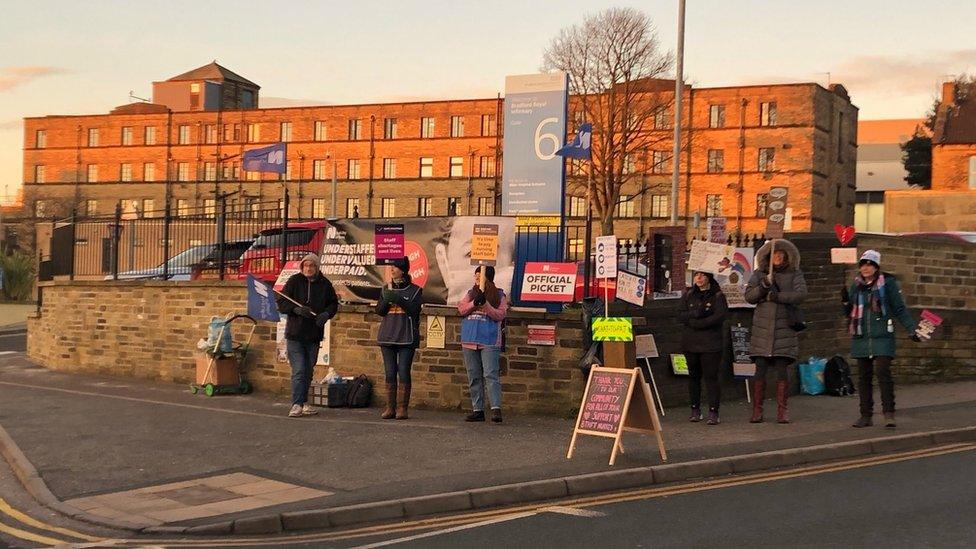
[519,262,577,302]
[591,317,633,342]
[470,224,499,266]
[567,366,667,466]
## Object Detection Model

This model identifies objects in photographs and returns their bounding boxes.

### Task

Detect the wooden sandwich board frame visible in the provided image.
[567,366,668,466]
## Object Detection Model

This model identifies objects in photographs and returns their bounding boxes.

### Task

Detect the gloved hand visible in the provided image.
[474,292,487,307]
[762,274,774,288]
[910,334,922,343]
[315,312,332,327]
[381,288,396,302]
[840,287,850,304]
[296,306,315,318]
[767,290,779,303]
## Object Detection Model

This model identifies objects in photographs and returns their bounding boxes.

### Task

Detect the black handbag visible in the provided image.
[787,304,806,332]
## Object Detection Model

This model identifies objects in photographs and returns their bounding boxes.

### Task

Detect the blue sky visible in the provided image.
[3,0,976,202]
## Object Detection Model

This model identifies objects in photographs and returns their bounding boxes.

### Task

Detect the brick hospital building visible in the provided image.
[22,62,857,238]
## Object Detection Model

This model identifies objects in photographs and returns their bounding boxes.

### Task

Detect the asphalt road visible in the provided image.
[0,332,26,353]
[325,447,976,549]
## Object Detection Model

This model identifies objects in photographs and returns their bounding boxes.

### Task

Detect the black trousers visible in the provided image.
[753,356,792,384]
[857,356,895,415]
[687,351,722,411]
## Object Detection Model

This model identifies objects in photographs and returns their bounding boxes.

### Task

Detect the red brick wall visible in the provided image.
[931,143,976,190]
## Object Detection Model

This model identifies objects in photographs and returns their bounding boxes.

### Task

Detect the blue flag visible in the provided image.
[555,123,592,160]
[246,274,280,322]
[242,142,287,174]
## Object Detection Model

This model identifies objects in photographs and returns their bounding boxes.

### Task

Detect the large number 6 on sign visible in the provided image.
[268,150,284,165]
[534,117,560,161]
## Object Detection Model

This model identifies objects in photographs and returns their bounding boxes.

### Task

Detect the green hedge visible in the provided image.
[0,252,35,301]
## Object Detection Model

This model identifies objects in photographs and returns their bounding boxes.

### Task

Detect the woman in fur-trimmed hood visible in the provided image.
[744,239,807,424]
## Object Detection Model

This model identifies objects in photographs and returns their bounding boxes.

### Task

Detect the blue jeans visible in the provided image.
[379,345,415,385]
[462,346,502,411]
[287,340,320,406]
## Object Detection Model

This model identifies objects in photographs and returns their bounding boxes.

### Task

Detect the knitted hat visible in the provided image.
[301,253,320,268]
[389,256,410,274]
[858,249,881,268]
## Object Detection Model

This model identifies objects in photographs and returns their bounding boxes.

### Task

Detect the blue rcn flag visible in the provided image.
[242,142,287,174]
[555,123,592,160]
[246,274,280,322]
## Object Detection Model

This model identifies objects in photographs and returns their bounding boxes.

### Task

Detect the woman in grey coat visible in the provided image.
[744,239,807,424]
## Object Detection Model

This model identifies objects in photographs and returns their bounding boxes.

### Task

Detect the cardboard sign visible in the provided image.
[765,186,789,238]
[527,324,556,346]
[707,217,728,244]
[591,317,633,342]
[731,325,754,377]
[374,224,405,265]
[567,366,667,466]
[520,262,577,302]
[595,235,617,279]
[426,315,446,349]
[688,240,734,275]
[831,248,859,264]
[635,334,659,359]
[715,248,755,309]
[670,354,689,376]
[273,260,302,292]
[470,224,499,266]
[615,271,646,306]
[274,260,303,364]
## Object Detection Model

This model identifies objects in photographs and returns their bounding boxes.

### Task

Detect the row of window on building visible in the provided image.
[32,155,498,184]
[32,114,498,150]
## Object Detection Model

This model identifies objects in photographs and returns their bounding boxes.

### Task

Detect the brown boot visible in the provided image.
[381,383,396,419]
[776,380,790,424]
[750,379,765,423]
[396,384,410,420]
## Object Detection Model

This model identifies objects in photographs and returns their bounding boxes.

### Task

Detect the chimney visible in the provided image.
[942,81,956,105]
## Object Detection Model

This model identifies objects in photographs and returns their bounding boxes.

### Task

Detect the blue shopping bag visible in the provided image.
[799,357,828,395]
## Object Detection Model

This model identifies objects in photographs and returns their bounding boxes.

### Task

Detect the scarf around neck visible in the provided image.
[849,273,887,335]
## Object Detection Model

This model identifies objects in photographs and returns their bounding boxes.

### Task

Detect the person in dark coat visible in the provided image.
[744,239,807,424]
[276,253,339,418]
[375,256,423,420]
[842,250,919,429]
[677,271,729,425]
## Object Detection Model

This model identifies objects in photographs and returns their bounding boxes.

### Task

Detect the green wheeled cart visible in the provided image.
[190,314,257,396]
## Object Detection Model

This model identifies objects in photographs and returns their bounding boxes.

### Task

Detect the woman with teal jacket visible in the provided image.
[842,250,919,429]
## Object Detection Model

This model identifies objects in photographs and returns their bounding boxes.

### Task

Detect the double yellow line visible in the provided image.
[0,497,101,547]
[95,442,975,547]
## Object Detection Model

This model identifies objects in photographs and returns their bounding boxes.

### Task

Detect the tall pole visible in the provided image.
[330,159,338,220]
[583,166,593,299]
[670,0,685,225]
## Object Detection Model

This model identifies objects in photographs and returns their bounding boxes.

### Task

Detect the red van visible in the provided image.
[238,220,329,283]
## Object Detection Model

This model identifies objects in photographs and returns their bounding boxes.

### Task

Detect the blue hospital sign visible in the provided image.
[501,73,568,216]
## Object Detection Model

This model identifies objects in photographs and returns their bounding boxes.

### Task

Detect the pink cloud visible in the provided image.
[0,66,66,92]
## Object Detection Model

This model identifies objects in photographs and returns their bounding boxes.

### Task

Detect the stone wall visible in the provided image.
[26,233,976,416]
[884,189,976,232]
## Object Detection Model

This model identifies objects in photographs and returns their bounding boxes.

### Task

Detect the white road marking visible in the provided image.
[539,505,606,517]
[351,511,538,549]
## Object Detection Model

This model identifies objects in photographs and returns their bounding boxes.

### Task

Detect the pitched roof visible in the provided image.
[933,100,976,144]
[166,62,259,88]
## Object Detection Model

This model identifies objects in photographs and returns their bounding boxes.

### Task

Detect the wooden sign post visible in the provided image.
[567,366,667,466]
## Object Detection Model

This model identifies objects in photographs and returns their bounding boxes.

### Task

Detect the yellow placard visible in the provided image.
[591,317,634,342]
[471,224,499,266]
[516,216,561,227]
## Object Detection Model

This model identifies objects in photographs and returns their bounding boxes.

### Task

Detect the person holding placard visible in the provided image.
[375,256,424,420]
[677,271,729,425]
[458,265,509,423]
[744,239,807,424]
[842,250,919,429]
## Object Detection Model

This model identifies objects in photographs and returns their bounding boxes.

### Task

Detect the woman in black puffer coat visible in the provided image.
[677,271,729,425]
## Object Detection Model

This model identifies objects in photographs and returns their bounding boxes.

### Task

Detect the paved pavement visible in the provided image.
[0,303,33,328]
[1,342,975,532]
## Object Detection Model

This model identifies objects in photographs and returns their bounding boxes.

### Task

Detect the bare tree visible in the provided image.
[543,7,678,234]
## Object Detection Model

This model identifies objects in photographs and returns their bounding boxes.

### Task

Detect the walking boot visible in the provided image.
[852,415,873,428]
[465,410,486,422]
[396,384,411,420]
[381,383,397,419]
[750,379,765,423]
[689,407,703,422]
[706,408,720,425]
[883,412,896,429]
[776,380,790,424]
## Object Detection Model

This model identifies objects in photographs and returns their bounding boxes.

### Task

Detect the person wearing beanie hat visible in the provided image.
[277,252,339,418]
[677,270,729,425]
[458,265,509,423]
[375,256,423,419]
[842,249,919,429]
